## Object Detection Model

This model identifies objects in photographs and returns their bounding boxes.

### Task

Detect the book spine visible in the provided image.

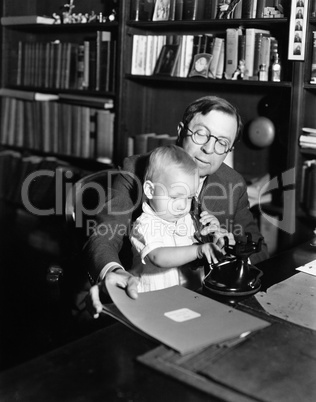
[256,0,266,18]
[130,0,141,20]
[16,41,23,86]
[242,0,258,19]
[209,37,223,78]
[182,0,205,20]
[311,31,316,84]
[253,33,263,78]
[169,0,177,20]
[204,0,218,19]
[175,0,184,20]
[225,28,239,80]
[216,39,225,79]
[76,44,85,90]
[83,40,90,90]
[238,34,246,62]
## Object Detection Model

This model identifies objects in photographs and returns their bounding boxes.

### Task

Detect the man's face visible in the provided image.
[180,110,237,178]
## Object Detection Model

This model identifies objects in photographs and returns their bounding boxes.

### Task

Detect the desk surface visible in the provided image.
[1,238,316,402]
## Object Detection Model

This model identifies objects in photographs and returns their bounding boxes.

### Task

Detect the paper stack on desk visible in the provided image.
[256,269,316,330]
[105,283,269,355]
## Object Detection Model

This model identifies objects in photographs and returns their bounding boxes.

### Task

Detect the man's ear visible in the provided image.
[177,122,184,137]
[143,180,154,199]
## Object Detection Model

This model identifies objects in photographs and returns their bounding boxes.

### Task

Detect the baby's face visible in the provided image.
[150,169,198,222]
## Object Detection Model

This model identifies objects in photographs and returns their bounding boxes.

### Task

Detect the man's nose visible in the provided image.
[202,137,216,153]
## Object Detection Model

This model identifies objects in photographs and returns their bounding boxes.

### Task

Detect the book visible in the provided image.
[175,0,184,20]
[169,0,177,20]
[131,35,147,75]
[256,0,266,18]
[96,31,112,91]
[245,28,270,77]
[0,88,59,101]
[253,32,270,78]
[242,0,258,18]
[311,31,316,84]
[209,37,224,78]
[216,38,225,79]
[96,110,115,162]
[203,0,219,19]
[58,94,114,109]
[302,127,316,135]
[105,283,270,355]
[1,15,55,25]
[238,34,246,62]
[182,0,205,20]
[130,0,155,21]
[145,35,155,76]
[225,28,241,80]
[133,133,157,154]
[147,134,171,151]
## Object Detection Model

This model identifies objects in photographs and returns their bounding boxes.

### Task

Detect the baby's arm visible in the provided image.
[147,242,222,268]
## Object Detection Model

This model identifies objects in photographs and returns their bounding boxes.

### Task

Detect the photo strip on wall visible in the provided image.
[288,0,309,60]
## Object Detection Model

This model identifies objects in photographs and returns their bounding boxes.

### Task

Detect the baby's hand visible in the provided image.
[197,242,223,265]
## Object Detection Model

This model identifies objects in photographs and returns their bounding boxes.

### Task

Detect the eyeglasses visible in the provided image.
[185,126,234,155]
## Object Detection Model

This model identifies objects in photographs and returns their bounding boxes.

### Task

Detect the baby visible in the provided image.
[129,145,226,292]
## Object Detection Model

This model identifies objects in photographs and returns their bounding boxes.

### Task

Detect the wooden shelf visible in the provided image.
[1,21,119,32]
[127,18,288,31]
[126,74,293,88]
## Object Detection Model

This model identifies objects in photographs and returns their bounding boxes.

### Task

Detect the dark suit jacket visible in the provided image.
[86,153,269,282]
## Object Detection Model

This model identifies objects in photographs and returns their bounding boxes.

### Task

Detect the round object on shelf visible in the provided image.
[248,117,275,147]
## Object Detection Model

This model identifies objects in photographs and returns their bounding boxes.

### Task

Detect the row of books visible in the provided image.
[130,0,286,22]
[127,133,178,156]
[299,128,316,150]
[15,31,116,92]
[311,31,316,84]
[0,149,85,209]
[131,28,279,80]
[0,88,114,109]
[0,97,115,162]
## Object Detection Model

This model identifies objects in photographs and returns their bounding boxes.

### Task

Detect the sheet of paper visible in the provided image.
[256,272,316,330]
[296,259,316,276]
[106,283,269,355]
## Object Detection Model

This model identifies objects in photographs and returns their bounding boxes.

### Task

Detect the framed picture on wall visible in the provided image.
[288,0,309,60]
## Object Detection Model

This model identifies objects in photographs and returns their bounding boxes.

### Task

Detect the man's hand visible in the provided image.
[86,270,139,319]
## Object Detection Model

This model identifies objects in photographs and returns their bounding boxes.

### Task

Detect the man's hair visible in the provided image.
[145,145,197,182]
[177,95,243,145]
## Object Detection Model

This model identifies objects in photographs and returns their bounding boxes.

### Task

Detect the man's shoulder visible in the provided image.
[122,153,151,178]
[211,163,246,185]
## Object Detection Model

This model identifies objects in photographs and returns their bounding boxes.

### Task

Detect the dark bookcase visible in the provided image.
[118,0,315,250]
[0,0,125,168]
[1,0,316,250]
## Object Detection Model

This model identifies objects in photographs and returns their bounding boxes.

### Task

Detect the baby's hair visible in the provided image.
[145,145,198,182]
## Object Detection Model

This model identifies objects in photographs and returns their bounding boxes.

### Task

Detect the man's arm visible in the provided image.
[84,154,147,283]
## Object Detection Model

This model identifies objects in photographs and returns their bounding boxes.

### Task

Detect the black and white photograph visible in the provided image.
[0,1,316,401]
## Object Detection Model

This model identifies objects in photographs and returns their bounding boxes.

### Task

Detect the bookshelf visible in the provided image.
[0,0,124,168]
[117,0,314,250]
[1,0,316,250]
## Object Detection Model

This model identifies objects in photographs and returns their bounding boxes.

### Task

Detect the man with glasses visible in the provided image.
[84,96,269,317]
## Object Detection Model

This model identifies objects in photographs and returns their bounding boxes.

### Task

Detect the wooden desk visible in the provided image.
[1,238,316,402]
